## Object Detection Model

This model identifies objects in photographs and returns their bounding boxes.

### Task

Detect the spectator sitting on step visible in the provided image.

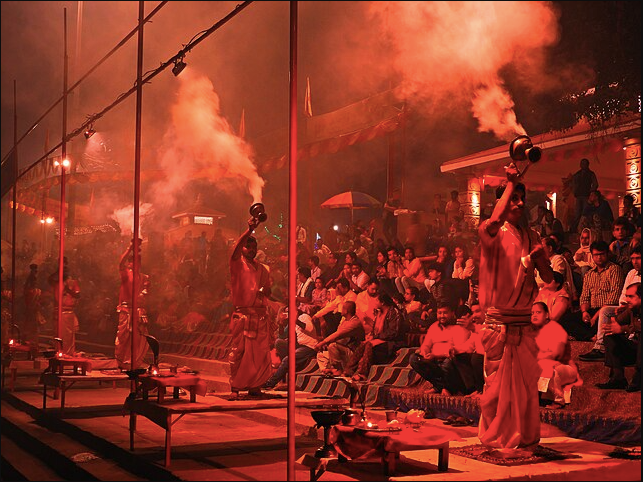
[595,282,641,392]
[622,194,641,227]
[355,279,381,338]
[579,246,641,362]
[535,271,571,323]
[352,238,371,269]
[409,301,464,396]
[343,292,407,382]
[263,310,319,390]
[609,217,635,271]
[420,262,457,329]
[311,277,357,338]
[349,262,370,294]
[320,252,342,289]
[559,241,625,342]
[386,246,405,295]
[560,247,584,301]
[401,286,423,332]
[307,255,322,282]
[309,277,328,316]
[449,304,485,396]
[295,266,315,315]
[314,300,365,376]
[536,236,577,302]
[579,190,614,242]
[574,228,595,276]
[396,246,427,295]
[532,301,581,409]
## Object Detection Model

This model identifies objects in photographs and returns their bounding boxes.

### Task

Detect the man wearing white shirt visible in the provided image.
[263,310,318,390]
[355,279,381,336]
[295,266,315,314]
[349,262,370,293]
[307,255,322,282]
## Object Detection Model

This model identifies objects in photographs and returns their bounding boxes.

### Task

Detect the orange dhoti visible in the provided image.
[228,307,272,392]
[478,308,541,450]
[115,303,149,370]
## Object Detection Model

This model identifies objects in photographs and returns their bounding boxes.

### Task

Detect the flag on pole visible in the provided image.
[304,77,313,117]
[238,108,246,138]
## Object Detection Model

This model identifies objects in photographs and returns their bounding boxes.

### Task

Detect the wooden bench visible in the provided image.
[126,394,349,467]
[2,359,46,391]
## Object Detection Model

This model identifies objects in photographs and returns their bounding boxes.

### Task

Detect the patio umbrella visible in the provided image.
[320,191,382,229]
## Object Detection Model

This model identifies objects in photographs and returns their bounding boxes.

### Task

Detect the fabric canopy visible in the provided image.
[321,191,382,210]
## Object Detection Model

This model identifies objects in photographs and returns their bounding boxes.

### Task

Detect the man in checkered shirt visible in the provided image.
[560,240,625,341]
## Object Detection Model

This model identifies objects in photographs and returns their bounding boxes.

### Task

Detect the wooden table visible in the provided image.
[48,356,92,375]
[137,373,206,404]
[127,394,348,467]
[2,344,37,390]
[316,423,456,477]
[2,358,45,391]
[41,370,129,415]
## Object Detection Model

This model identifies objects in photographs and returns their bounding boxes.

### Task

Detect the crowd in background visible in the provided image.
[1,157,641,400]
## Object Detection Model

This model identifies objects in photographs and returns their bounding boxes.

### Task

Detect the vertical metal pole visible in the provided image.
[287,1,298,480]
[67,0,84,232]
[130,0,145,378]
[57,8,69,346]
[10,81,17,340]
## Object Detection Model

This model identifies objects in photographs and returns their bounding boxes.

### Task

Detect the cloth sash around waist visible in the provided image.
[483,307,532,346]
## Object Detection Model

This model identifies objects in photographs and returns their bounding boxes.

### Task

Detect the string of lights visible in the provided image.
[1,1,169,168]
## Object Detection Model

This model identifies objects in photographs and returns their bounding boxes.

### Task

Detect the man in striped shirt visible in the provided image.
[477,162,554,455]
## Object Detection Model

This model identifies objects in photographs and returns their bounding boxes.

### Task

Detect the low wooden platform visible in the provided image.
[2,358,47,391]
[41,371,130,414]
[126,393,349,467]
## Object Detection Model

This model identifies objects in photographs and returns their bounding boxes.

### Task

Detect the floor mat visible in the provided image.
[218,392,287,401]
[450,444,581,466]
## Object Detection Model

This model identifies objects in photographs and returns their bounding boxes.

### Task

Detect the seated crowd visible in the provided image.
[263,204,641,404]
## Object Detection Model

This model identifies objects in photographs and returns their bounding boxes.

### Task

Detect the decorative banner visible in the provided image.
[624,138,641,208]
[463,177,482,230]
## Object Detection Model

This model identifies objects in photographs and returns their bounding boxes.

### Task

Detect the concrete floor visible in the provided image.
[1,370,641,481]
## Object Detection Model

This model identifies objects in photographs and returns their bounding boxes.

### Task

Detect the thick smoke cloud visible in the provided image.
[150,69,265,213]
[368,1,564,141]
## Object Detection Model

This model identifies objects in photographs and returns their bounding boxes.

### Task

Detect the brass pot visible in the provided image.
[341,408,360,426]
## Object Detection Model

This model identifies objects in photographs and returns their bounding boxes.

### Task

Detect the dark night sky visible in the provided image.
[1,1,640,234]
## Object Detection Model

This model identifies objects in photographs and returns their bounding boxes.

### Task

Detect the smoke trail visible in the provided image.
[369,1,563,141]
[151,69,265,212]
[109,203,154,237]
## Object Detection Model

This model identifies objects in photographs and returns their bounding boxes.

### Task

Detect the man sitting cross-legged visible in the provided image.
[263,309,319,390]
[314,300,365,376]
[311,277,357,338]
[595,282,641,392]
[409,301,465,396]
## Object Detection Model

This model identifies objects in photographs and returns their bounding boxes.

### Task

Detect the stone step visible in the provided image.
[1,433,65,481]
[1,401,147,481]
